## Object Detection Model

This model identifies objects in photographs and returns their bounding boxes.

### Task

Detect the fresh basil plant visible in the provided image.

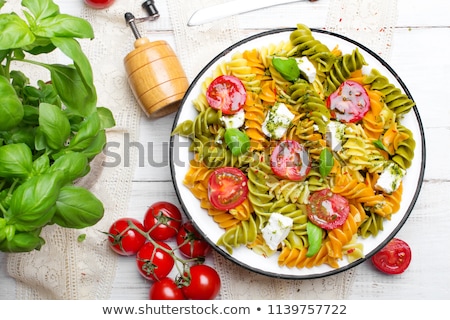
[0,0,115,252]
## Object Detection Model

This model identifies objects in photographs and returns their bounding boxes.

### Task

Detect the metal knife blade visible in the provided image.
[187,0,307,26]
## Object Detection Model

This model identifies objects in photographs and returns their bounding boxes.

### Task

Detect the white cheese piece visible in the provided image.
[295,57,317,83]
[326,121,346,151]
[220,109,245,129]
[375,162,406,194]
[261,213,293,250]
[262,103,295,139]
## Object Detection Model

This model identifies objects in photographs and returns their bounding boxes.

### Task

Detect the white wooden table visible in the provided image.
[1,0,449,300]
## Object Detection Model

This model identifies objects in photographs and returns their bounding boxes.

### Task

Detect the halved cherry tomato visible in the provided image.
[270,140,311,181]
[371,238,412,274]
[144,201,182,241]
[181,265,221,300]
[208,167,248,210]
[176,221,211,259]
[149,278,185,300]
[326,80,370,123]
[136,241,175,281]
[206,75,247,115]
[108,217,146,256]
[306,188,349,230]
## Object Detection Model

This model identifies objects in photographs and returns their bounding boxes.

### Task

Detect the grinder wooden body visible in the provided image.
[124,37,188,118]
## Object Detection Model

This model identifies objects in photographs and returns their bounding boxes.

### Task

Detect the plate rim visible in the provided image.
[169,27,426,279]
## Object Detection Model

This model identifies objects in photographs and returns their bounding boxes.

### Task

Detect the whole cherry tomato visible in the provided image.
[371,238,412,274]
[136,241,174,281]
[144,201,182,241]
[176,221,211,259]
[108,217,146,256]
[149,278,185,300]
[84,0,115,9]
[181,265,221,300]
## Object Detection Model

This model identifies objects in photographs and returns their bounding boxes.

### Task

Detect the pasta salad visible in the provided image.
[172,24,416,270]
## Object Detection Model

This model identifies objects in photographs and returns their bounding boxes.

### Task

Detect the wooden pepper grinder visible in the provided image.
[124,11,189,118]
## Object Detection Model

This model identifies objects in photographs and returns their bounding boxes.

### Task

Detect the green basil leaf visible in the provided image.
[0,13,35,50]
[0,230,45,252]
[6,171,63,231]
[224,128,250,156]
[0,75,24,131]
[34,128,47,151]
[2,126,35,149]
[38,102,71,150]
[51,37,94,87]
[306,221,323,257]
[45,64,96,116]
[53,185,104,229]
[22,36,56,55]
[33,14,94,39]
[49,152,89,182]
[10,70,29,90]
[22,0,60,22]
[68,112,101,151]
[80,130,107,160]
[97,107,116,129]
[0,218,6,242]
[32,153,50,176]
[22,105,40,124]
[0,143,33,178]
[272,57,300,82]
[373,139,389,152]
[319,148,334,178]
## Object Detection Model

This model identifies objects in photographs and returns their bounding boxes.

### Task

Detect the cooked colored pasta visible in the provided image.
[172,24,417,270]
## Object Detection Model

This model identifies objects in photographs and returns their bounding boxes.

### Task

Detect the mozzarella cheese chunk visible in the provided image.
[326,121,346,151]
[261,213,293,250]
[295,57,316,83]
[220,109,245,129]
[375,162,406,194]
[262,103,295,139]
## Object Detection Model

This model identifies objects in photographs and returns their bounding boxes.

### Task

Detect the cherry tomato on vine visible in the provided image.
[326,80,370,123]
[136,241,175,281]
[270,140,311,181]
[371,238,412,274]
[144,201,182,241]
[306,188,350,230]
[84,0,115,9]
[108,217,146,256]
[176,221,211,259]
[208,167,248,211]
[149,278,185,300]
[206,75,247,115]
[181,265,221,300]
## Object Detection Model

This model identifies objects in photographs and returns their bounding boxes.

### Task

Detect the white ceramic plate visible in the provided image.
[170,28,426,279]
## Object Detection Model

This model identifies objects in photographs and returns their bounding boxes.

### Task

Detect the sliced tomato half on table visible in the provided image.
[206,75,247,115]
[371,238,412,274]
[208,167,248,210]
[306,188,350,230]
[326,80,370,123]
[270,140,311,181]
